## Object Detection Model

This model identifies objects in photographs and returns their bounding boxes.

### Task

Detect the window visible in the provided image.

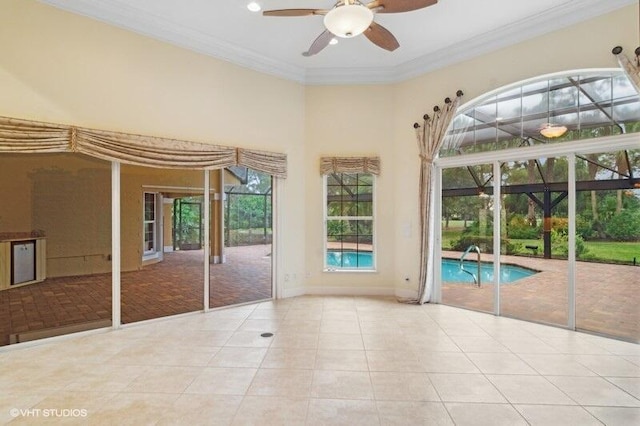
[324,173,375,271]
[143,192,157,256]
[440,70,640,158]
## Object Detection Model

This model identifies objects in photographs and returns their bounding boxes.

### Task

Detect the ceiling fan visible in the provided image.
[263,0,438,56]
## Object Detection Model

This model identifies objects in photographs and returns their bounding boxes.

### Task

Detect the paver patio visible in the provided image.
[441,251,639,343]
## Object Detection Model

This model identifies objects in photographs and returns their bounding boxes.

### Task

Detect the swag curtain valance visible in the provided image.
[319,156,380,175]
[0,115,287,178]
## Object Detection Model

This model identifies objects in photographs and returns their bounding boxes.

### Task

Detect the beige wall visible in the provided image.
[0,0,636,296]
[0,153,111,277]
[0,0,306,290]
[0,154,221,277]
[389,5,638,296]
[304,85,396,292]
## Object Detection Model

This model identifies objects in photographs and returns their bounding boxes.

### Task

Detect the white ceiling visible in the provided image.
[40,0,634,84]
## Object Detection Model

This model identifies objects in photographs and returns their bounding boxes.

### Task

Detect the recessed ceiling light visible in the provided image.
[247,2,261,12]
[329,38,338,46]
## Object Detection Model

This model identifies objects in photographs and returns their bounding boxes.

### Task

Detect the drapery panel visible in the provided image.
[408,91,463,305]
[613,46,640,94]
[0,115,287,175]
[237,148,287,179]
[319,156,380,175]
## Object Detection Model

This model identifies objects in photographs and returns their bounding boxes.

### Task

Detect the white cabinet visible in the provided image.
[0,235,46,290]
[12,241,36,284]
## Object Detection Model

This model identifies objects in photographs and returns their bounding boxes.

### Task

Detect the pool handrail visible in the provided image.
[460,245,481,287]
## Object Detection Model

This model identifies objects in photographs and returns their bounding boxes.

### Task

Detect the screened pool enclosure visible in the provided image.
[435,70,640,342]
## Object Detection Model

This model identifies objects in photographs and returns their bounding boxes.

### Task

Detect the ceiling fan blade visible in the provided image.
[304,30,334,56]
[364,22,400,51]
[263,9,328,17]
[367,0,437,13]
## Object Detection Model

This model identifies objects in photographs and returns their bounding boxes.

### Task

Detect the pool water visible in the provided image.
[326,251,373,268]
[326,252,537,284]
[442,258,536,284]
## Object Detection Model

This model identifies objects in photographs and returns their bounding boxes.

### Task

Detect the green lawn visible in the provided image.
[441,227,640,264]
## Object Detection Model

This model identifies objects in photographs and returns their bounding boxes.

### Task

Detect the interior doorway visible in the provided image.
[173,197,203,251]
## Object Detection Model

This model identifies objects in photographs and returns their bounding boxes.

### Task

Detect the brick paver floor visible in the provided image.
[441,251,639,343]
[0,245,272,346]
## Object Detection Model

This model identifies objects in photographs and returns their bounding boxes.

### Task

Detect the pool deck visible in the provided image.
[441,251,640,343]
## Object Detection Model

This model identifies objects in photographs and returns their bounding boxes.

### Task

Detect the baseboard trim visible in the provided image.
[9,319,113,344]
[394,288,419,300]
[282,286,307,298]
[281,285,419,300]
[282,286,396,298]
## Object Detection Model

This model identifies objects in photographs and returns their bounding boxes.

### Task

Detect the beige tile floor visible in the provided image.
[0,295,639,425]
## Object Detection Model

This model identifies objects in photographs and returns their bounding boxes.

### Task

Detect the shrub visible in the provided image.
[507,214,540,239]
[461,219,495,238]
[550,228,588,257]
[450,235,518,255]
[550,217,568,232]
[605,210,640,241]
[576,214,597,240]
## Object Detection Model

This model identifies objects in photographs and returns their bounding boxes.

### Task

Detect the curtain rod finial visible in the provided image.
[433,106,440,112]
[423,114,429,121]
[635,46,640,56]
[444,97,451,104]
[612,46,623,55]
[413,122,420,129]
[456,90,464,97]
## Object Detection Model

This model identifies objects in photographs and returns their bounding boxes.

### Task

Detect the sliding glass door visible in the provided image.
[0,153,112,346]
[499,157,569,327]
[120,165,204,324]
[440,164,494,314]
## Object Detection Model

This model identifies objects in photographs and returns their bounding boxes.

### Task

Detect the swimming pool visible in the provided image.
[326,251,373,268]
[326,252,537,284]
[442,258,537,284]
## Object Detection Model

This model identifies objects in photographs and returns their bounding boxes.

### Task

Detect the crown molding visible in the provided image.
[38,0,306,83]
[39,0,635,86]
[390,0,637,84]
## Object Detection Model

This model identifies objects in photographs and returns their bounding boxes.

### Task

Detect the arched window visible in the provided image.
[440,70,640,158]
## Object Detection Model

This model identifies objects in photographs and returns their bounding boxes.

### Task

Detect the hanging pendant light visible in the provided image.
[540,81,568,138]
[540,123,568,138]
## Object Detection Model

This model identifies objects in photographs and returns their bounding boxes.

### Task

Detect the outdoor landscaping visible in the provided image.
[442,188,640,266]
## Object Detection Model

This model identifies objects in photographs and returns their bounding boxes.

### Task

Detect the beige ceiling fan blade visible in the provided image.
[367,0,437,13]
[304,30,334,56]
[364,21,399,51]
[263,9,328,17]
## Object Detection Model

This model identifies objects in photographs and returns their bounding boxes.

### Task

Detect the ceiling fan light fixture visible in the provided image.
[324,3,374,38]
[540,123,568,138]
[247,2,261,12]
[329,37,339,45]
